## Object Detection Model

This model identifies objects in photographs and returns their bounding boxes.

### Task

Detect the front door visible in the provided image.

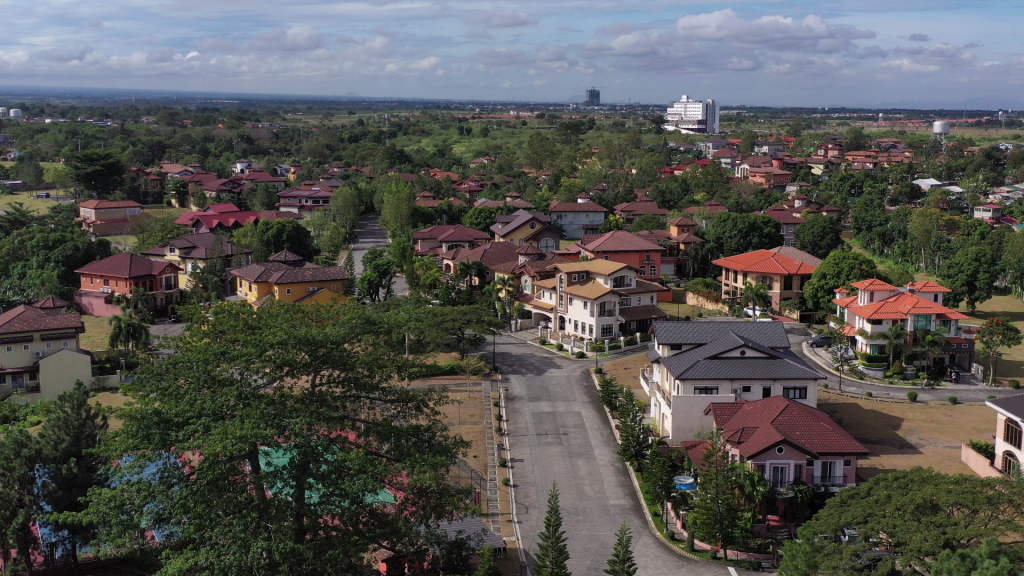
[770,465,789,490]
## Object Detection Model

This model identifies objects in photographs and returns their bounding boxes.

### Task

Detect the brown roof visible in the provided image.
[76,253,183,279]
[79,200,144,210]
[617,304,669,323]
[580,231,664,253]
[441,242,521,269]
[268,250,305,263]
[231,262,348,284]
[140,233,251,259]
[563,279,612,299]
[712,248,821,275]
[0,305,84,336]
[668,216,698,227]
[548,200,609,213]
[33,296,70,311]
[556,260,630,275]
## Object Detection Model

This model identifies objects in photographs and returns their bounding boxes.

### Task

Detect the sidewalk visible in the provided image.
[801,342,983,390]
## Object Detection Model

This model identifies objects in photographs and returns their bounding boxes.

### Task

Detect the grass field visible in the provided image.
[818,392,992,479]
[80,314,113,353]
[967,294,1024,383]
[603,353,651,402]
[0,191,66,213]
[0,161,65,182]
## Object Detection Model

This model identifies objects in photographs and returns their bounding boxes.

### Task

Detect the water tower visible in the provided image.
[9,109,23,120]
[0,107,7,118]
[932,120,950,144]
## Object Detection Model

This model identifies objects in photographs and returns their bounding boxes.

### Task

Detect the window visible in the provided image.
[583,301,588,310]
[519,238,524,247]
[756,464,766,476]
[603,255,609,260]
[784,276,793,291]
[670,344,683,351]
[558,294,564,309]
[573,320,579,332]
[601,324,613,337]
[589,324,594,337]
[794,464,803,482]
[650,295,655,304]
[62,341,69,348]
[331,284,337,291]
[639,266,646,276]
[103,279,110,287]
[770,466,789,489]
[776,446,786,455]
[559,275,565,289]
[307,286,318,292]
[5,346,11,353]
[1001,451,1020,475]
[783,387,808,400]
[568,297,574,306]
[22,344,29,352]
[762,386,772,398]
[694,386,719,395]
[1004,419,1023,450]
[169,247,176,254]
[529,222,537,230]
[286,288,292,295]
[572,274,578,282]
[741,385,751,393]
[46,342,52,350]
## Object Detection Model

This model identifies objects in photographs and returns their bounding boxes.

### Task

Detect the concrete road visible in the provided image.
[494,335,727,576]
[350,211,408,297]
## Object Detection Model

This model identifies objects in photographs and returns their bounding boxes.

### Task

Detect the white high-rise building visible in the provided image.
[663,95,719,134]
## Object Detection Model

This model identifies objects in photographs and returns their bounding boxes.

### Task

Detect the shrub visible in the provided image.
[501,477,510,486]
[593,366,604,374]
[494,413,501,421]
[624,336,637,346]
[407,361,464,380]
[608,343,621,350]
[589,343,604,352]
[640,333,652,343]
[499,458,507,467]
[686,530,695,552]
[495,426,502,434]
[555,343,564,351]
[907,391,918,402]
[1011,380,1021,389]
[674,282,681,288]
[865,391,873,397]
[969,439,995,461]
[805,322,813,329]
[696,312,703,318]
[884,371,894,378]
[575,351,586,359]
[164,198,172,206]
[492,400,499,407]
[822,383,829,389]
[859,353,889,365]
[683,315,691,321]
[988,394,997,400]
[948,396,958,404]
[538,338,547,345]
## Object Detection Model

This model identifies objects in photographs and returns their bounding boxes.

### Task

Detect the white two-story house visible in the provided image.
[832,279,973,369]
[548,196,608,239]
[986,394,1024,476]
[524,260,667,340]
[643,321,824,444]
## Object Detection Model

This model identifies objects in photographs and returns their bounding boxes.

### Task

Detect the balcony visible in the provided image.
[769,479,792,490]
[813,475,846,486]
[640,368,653,395]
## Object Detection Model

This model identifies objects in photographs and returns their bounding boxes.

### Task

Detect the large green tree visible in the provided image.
[79,302,471,576]
[703,212,781,258]
[802,250,879,313]
[358,247,397,302]
[616,388,649,467]
[70,148,125,198]
[0,429,41,576]
[253,218,315,262]
[134,213,187,251]
[534,484,571,576]
[976,317,1024,386]
[794,215,843,260]
[779,468,1024,576]
[938,243,998,313]
[932,539,1019,576]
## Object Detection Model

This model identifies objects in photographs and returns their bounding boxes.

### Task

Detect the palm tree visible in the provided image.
[918,327,949,367]
[492,274,518,319]
[734,465,774,525]
[108,314,151,361]
[456,260,487,288]
[739,282,771,315]
[113,287,151,321]
[876,324,910,369]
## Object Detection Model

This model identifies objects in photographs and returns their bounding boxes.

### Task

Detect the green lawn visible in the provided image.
[0,161,65,182]
[80,315,113,353]
[101,234,138,249]
[966,294,1024,383]
[0,191,64,213]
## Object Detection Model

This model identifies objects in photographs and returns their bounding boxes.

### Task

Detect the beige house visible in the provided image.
[0,297,93,403]
[713,246,821,310]
[141,233,253,290]
[986,394,1023,476]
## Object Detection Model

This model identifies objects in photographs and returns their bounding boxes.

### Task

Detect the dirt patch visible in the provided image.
[818,392,994,478]
[407,375,489,477]
[603,353,652,403]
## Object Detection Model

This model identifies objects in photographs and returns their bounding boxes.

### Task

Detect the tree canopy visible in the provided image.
[803,250,879,313]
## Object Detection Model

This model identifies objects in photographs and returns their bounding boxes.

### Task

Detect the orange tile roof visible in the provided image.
[843,290,969,321]
[905,281,952,293]
[712,249,819,275]
[850,278,896,291]
[832,295,858,308]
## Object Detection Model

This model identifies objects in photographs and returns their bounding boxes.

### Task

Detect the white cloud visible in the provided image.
[674,9,875,53]
[880,59,940,72]
[249,26,324,52]
[908,33,930,42]
[464,11,537,29]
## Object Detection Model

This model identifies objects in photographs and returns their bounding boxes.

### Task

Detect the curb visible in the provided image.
[819,387,987,406]
[505,331,649,361]
[588,371,718,565]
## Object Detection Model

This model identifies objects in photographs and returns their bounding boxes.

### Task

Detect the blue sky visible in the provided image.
[0,1,1021,107]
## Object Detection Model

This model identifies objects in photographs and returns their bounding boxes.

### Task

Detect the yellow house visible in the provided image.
[141,232,253,290]
[0,296,94,404]
[231,250,349,306]
[490,209,561,253]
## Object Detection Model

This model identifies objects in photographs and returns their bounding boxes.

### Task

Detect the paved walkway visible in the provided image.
[350,211,408,296]
[494,334,727,576]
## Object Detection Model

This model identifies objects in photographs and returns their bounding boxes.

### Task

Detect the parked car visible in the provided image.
[37,192,50,198]
[808,334,833,348]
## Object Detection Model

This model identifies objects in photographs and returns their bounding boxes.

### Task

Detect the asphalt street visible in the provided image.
[493,334,729,576]
[351,211,408,296]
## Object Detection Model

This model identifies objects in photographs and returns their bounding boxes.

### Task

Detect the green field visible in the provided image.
[0,191,65,213]
[0,160,66,182]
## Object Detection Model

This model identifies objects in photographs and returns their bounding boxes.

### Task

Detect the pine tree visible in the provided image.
[38,381,109,569]
[342,250,357,296]
[689,429,743,560]
[616,388,648,468]
[534,483,571,576]
[603,522,637,576]
[0,429,41,576]
[598,375,621,412]
[476,544,502,576]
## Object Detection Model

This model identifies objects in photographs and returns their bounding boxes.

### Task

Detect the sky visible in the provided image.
[0,0,1022,107]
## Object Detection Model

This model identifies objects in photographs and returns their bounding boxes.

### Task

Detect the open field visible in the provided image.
[90,391,130,430]
[0,161,65,181]
[818,392,992,479]
[0,191,66,213]
[603,353,651,403]
[966,294,1024,383]
[80,315,113,352]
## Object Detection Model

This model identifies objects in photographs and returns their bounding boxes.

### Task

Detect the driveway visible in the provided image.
[787,327,1021,403]
[494,335,727,576]
[350,211,408,296]
[149,320,186,356]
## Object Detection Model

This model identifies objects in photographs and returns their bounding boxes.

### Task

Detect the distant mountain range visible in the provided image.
[875,96,1024,112]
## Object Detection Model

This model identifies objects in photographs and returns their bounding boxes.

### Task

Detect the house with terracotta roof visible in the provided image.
[577,230,667,281]
[74,253,183,316]
[140,233,252,290]
[77,199,144,235]
[764,206,805,247]
[474,194,535,211]
[524,260,667,339]
[613,199,669,225]
[832,279,974,370]
[548,196,608,239]
[414,192,466,209]
[748,166,794,188]
[681,201,728,228]
[438,242,521,284]
[0,297,93,403]
[714,247,821,310]
[490,209,560,253]
[231,251,348,306]
[414,224,490,256]
[643,321,826,444]
[734,156,773,178]
[703,396,867,494]
[491,245,571,298]
[277,184,334,218]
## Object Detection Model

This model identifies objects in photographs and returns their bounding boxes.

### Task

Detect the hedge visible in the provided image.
[608,343,622,350]
[407,361,465,380]
[859,353,889,364]
[640,333,652,343]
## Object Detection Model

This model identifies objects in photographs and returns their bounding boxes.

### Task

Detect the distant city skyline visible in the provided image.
[1,1,1021,108]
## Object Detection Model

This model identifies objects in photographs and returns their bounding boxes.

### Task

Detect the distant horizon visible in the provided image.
[2,2,1022,109]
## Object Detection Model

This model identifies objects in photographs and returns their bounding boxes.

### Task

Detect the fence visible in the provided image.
[452,457,488,492]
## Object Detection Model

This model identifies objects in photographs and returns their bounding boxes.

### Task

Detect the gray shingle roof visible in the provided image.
[652,320,792,349]
[660,331,823,381]
[988,393,1024,420]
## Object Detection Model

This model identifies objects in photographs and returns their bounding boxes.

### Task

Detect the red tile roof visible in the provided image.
[580,230,664,253]
[0,304,83,335]
[441,242,521,269]
[706,396,868,458]
[668,216,697,227]
[414,224,490,243]
[712,248,821,275]
[548,200,608,213]
[840,289,969,321]
[76,253,182,279]
[850,278,896,291]
[79,200,143,210]
[904,281,951,293]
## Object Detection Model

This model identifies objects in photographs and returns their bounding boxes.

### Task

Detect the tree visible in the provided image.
[629,214,667,233]
[357,247,396,302]
[932,539,1019,576]
[248,183,281,212]
[938,244,997,313]
[644,445,677,521]
[703,212,781,258]
[70,149,125,198]
[108,313,150,360]
[132,213,186,251]
[802,251,878,313]
[524,133,559,171]
[603,522,637,576]
[779,468,1024,576]
[739,130,756,155]
[187,238,229,303]
[909,208,944,272]
[689,429,744,560]
[476,545,502,576]
[16,159,45,187]
[794,215,843,260]
[415,304,500,360]
[599,214,625,233]
[876,324,909,369]
[169,178,191,208]
[1003,231,1024,300]
[843,126,869,152]
[114,286,152,321]
[341,250,357,296]
[79,302,472,576]
[786,117,805,138]
[461,206,501,232]
[534,483,571,576]
[38,382,109,570]
[617,388,649,467]
[976,318,1024,386]
[0,429,41,576]
[739,282,771,314]
[253,218,315,262]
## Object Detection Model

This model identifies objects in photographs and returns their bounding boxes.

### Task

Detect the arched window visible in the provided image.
[1001,451,1020,475]
[639,265,646,276]
[540,238,555,253]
